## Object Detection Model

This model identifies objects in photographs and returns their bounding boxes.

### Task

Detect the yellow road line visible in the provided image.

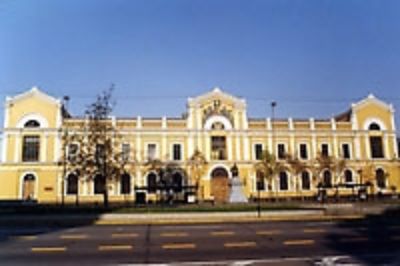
[31,247,66,253]
[60,234,87,239]
[224,241,256,248]
[98,245,133,251]
[303,228,326,233]
[284,239,315,246]
[256,230,281,236]
[211,231,235,236]
[162,243,196,249]
[160,232,188,237]
[340,237,369,242]
[16,235,37,240]
[111,233,138,238]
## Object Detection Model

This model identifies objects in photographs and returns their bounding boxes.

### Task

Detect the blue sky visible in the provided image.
[1,0,399,128]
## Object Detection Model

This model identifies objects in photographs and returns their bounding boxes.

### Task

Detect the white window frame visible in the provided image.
[276,143,287,160]
[298,143,309,160]
[145,142,158,161]
[340,142,352,159]
[171,142,184,161]
[253,143,264,161]
[320,142,330,157]
[121,142,131,162]
[67,142,80,162]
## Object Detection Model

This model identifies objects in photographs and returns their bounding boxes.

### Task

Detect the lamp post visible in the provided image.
[270,101,277,200]
[61,96,69,207]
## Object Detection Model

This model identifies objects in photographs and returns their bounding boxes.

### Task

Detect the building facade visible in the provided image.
[0,87,399,203]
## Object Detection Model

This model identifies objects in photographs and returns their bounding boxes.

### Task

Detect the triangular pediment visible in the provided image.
[352,94,394,113]
[188,87,246,109]
[6,86,60,106]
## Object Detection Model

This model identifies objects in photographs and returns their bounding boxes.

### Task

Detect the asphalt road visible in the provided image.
[0,219,399,265]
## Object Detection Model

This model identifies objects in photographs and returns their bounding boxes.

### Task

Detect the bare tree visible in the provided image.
[63,86,126,207]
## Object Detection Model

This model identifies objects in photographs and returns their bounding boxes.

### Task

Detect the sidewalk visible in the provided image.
[0,202,397,226]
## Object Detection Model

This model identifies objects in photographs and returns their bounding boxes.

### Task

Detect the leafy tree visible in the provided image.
[254,148,286,200]
[187,149,208,199]
[285,153,307,198]
[145,157,186,203]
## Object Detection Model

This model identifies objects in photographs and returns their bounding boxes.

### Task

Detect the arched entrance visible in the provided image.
[210,167,229,203]
[22,174,36,200]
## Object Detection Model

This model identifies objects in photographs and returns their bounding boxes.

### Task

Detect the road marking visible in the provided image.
[211,231,235,236]
[161,232,188,237]
[16,235,37,240]
[224,241,256,248]
[303,228,326,233]
[60,234,87,239]
[391,236,400,241]
[390,225,400,230]
[340,237,369,242]
[256,230,281,236]
[111,233,138,238]
[31,247,66,253]
[98,245,133,251]
[284,239,315,246]
[162,243,196,249]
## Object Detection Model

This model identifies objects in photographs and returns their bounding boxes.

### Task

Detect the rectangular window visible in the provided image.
[211,136,226,160]
[147,144,157,160]
[255,144,263,160]
[22,136,40,162]
[95,144,105,164]
[342,144,351,159]
[122,143,130,161]
[277,144,286,159]
[370,137,384,158]
[321,144,329,157]
[299,144,308,160]
[67,143,79,162]
[172,144,182,161]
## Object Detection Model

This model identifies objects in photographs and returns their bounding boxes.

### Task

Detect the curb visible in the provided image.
[94,215,366,225]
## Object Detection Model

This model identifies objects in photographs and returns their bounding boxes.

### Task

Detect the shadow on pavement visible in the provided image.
[0,202,124,245]
[324,206,400,265]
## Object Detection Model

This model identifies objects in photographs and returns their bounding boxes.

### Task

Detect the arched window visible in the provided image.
[94,174,105,194]
[172,172,183,193]
[24,120,40,128]
[22,174,36,200]
[66,173,78,195]
[376,169,386,189]
[279,172,288,191]
[323,170,332,188]
[344,170,353,183]
[301,171,311,190]
[120,173,131,194]
[369,123,381,131]
[147,173,157,193]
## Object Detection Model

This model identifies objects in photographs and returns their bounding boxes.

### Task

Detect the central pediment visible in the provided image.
[187,87,246,110]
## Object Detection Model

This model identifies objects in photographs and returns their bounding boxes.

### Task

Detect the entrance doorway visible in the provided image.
[22,174,36,200]
[211,167,229,203]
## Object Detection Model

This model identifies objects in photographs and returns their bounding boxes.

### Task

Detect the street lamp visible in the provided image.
[61,96,69,207]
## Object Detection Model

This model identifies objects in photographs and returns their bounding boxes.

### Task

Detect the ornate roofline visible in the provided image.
[187,87,246,109]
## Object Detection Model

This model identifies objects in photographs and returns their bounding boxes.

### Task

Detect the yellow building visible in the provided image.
[0,87,399,204]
